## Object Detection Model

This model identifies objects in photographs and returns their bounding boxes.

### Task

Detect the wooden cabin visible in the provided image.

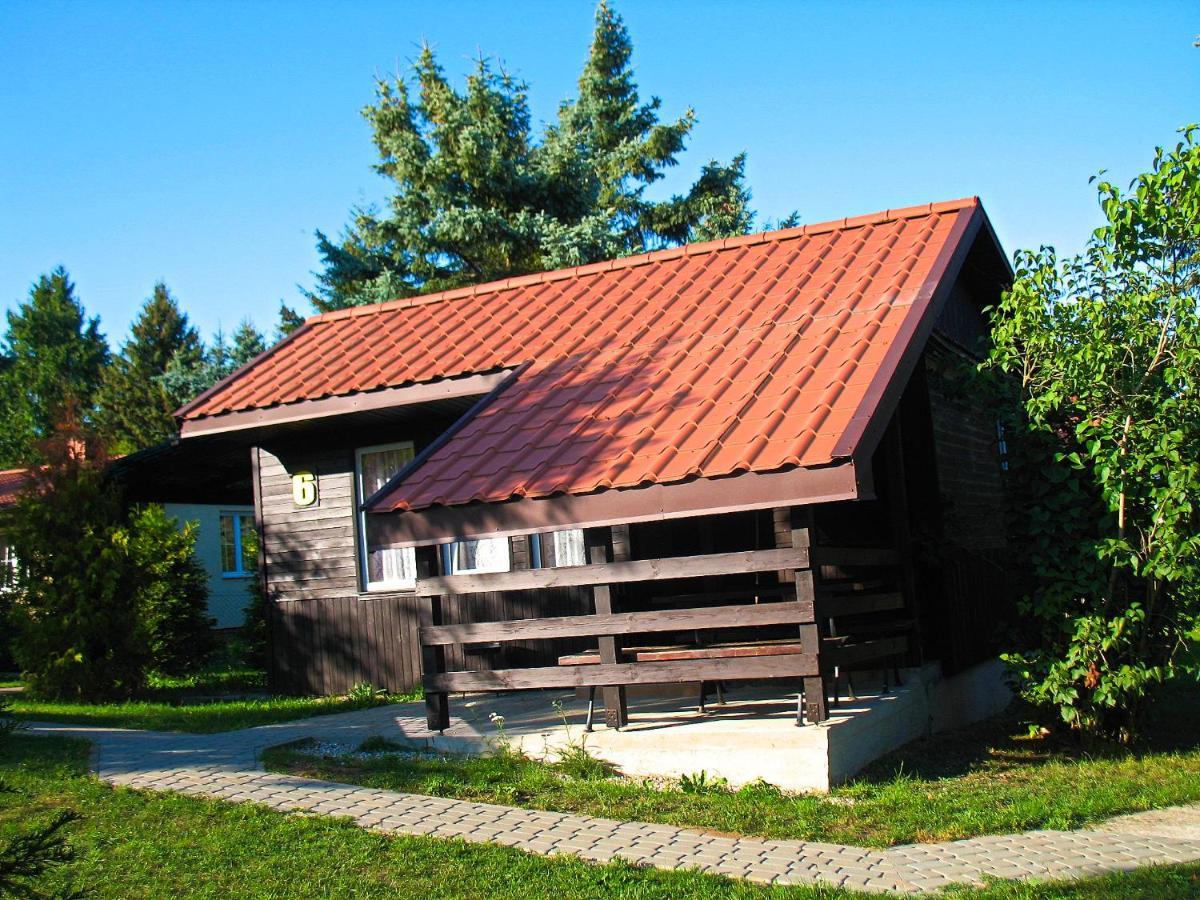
[174,198,1014,732]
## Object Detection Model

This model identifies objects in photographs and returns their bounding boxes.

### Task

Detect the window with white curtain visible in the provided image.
[356,442,417,591]
[442,537,511,574]
[531,528,587,568]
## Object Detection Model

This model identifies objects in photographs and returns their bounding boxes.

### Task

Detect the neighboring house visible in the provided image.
[0,441,255,631]
[173,198,1015,744]
[111,438,256,630]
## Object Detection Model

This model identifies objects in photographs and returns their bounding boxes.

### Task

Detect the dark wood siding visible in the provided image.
[257,436,590,695]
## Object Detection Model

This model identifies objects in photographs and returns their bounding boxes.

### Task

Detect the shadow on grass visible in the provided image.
[853,676,1200,786]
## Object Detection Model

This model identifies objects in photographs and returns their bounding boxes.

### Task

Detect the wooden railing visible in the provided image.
[414,507,910,734]
[416,543,821,731]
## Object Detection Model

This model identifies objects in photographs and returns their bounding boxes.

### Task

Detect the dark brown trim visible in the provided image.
[174,320,316,419]
[424,654,819,692]
[370,460,866,547]
[363,363,530,509]
[179,370,514,438]
[415,546,810,596]
[420,600,813,646]
[832,204,985,462]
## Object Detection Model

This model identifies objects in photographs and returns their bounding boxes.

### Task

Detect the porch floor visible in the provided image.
[375,668,935,792]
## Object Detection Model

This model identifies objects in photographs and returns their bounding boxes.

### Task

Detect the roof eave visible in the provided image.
[365,458,870,548]
[178,369,516,439]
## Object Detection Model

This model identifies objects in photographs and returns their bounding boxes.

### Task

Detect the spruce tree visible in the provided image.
[310,1,765,311]
[95,282,202,454]
[159,320,268,408]
[0,268,109,465]
[276,302,305,340]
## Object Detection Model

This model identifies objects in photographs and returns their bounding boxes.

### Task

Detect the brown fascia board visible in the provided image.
[367,459,871,548]
[830,203,988,465]
[173,320,316,421]
[178,370,515,439]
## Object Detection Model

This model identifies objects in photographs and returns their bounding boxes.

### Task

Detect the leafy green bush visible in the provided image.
[239,527,269,670]
[129,504,214,675]
[7,443,152,700]
[987,126,1200,741]
[7,422,218,699]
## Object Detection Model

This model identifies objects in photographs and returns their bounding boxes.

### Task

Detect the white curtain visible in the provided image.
[552,529,586,567]
[360,445,416,589]
[448,537,510,574]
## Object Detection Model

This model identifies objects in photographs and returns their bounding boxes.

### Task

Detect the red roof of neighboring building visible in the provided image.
[0,468,32,509]
[179,198,992,512]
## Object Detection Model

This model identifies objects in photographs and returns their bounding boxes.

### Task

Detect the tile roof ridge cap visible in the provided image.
[304,197,983,326]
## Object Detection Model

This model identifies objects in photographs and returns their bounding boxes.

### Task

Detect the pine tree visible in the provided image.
[310,1,766,312]
[159,320,268,408]
[95,283,202,454]
[0,268,109,466]
[276,302,305,340]
[229,320,266,366]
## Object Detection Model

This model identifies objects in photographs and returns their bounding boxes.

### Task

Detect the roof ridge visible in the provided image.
[309,197,980,325]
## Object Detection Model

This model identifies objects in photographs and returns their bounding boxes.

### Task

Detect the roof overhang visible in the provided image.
[366,458,870,548]
[178,370,514,439]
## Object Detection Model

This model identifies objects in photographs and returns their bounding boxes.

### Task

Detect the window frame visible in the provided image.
[219,510,256,578]
[355,440,417,593]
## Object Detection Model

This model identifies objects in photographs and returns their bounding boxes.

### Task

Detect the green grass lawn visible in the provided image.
[265,678,1200,848]
[2,735,1199,899]
[7,659,417,733]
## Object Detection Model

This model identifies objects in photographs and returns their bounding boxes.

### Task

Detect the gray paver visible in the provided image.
[23,710,1200,895]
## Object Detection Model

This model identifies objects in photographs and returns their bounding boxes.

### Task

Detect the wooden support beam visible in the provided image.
[883,420,922,667]
[784,506,828,724]
[424,653,820,692]
[418,596,450,732]
[420,601,814,646]
[414,546,810,597]
[587,526,628,729]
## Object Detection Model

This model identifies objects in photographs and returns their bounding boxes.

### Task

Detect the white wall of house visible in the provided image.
[163,502,255,630]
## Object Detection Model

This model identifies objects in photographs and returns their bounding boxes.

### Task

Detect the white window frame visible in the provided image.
[355,440,417,592]
[219,510,256,578]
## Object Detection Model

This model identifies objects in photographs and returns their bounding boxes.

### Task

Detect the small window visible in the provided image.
[356,442,417,591]
[220,512,257,577]
[0,544,18,587]
[531,528,586,568]
[442,537,511,574]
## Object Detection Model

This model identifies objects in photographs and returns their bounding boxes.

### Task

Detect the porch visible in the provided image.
[318,659,1010,792]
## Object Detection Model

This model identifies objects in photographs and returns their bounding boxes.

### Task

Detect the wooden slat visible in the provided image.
[817,592,905,617]
[424,653,819,692]
[420,600,814,646]
[810,547,901,567]
[822,635,908,667]
[415,546,810,596]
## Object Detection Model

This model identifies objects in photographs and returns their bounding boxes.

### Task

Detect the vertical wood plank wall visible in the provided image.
[257,445,589,695]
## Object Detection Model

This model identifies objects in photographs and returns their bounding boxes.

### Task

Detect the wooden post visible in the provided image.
[586,525,628,729]
[419,594,450,732]
[883,420,921,667]
[415,542,448,734]
[784,507,827,724]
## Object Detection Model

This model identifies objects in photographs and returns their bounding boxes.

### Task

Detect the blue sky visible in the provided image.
[1,1,1196,345]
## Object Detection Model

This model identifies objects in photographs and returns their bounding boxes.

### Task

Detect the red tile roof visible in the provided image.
[179,198,988,512]
[0,467,32,509]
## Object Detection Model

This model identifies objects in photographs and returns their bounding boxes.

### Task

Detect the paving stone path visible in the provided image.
[25,706,1200,895]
